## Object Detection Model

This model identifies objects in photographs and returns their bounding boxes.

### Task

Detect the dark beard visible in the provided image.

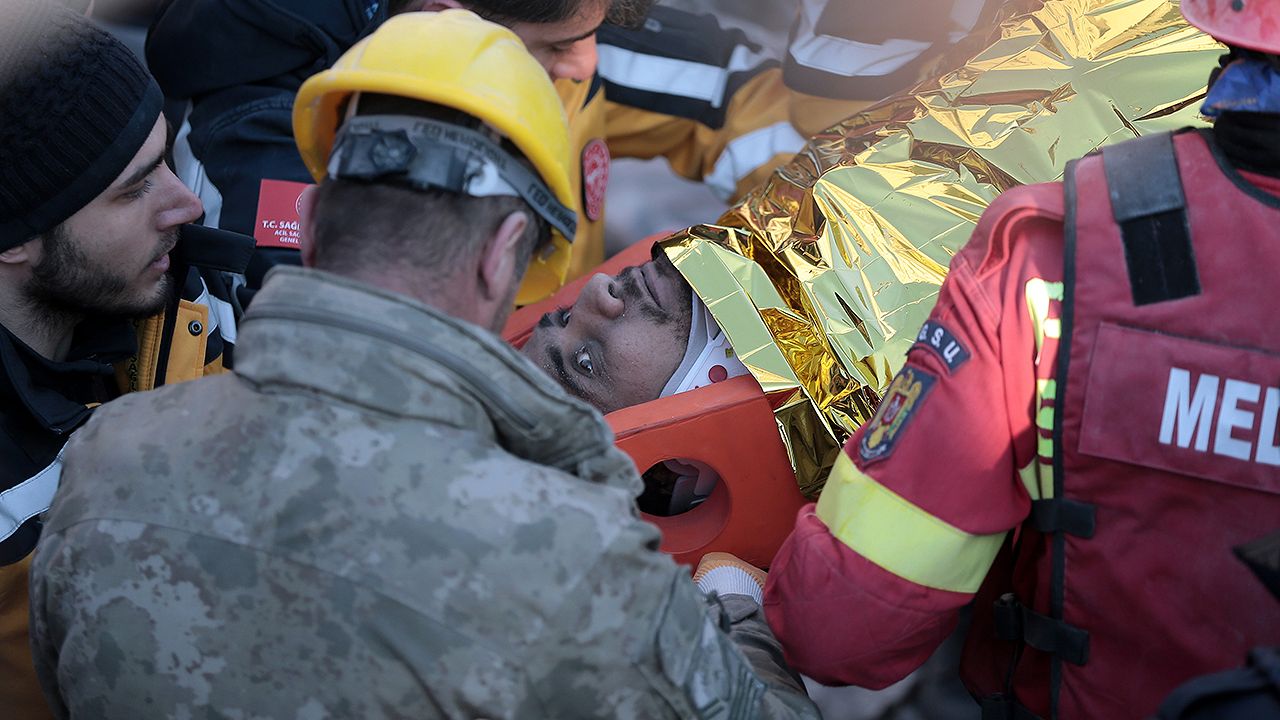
[25,225,175,322]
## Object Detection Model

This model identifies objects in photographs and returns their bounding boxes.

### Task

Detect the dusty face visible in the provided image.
[507,0,607,82]
[522,251,693,413]
[23,118,203,319]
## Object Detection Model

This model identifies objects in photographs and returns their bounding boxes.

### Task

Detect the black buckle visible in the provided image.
[1030,498,1097,538]
[994,593,1023,642]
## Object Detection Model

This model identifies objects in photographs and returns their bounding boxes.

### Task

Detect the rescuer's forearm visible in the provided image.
[764,504,967,688]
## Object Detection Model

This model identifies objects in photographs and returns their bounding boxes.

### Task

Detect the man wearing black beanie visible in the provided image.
[0,2,252,717]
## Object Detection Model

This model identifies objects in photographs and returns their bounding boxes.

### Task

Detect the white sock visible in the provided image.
[696,566,763,605]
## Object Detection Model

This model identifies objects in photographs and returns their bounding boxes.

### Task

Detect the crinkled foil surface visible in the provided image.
[661,0,1221,497]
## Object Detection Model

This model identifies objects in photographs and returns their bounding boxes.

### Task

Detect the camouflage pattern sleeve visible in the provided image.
[529,511,820,719]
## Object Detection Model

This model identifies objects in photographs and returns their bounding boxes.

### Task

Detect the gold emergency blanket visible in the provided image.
[660,0,1222,497]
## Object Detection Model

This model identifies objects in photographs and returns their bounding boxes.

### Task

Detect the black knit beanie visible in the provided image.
[0,0,163,251]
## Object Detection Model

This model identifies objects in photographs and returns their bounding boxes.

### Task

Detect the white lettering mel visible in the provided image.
[1158,367,1280,466]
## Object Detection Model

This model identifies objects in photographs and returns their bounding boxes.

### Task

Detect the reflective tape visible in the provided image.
[192,279,238,345]
[598,42,772,109]
[0,449,64,544]
[704,121,806,201]
[174,118,225,230]
[815,452,1006,593]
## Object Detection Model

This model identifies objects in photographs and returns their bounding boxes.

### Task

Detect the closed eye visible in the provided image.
[122,178,154,201]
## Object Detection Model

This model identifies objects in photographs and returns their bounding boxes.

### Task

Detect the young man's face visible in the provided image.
[23,117,203,319]
[404,0,608,82]
[522,252,693,413]
[507,0,607,83]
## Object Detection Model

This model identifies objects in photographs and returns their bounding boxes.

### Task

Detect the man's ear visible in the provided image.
[298,185,320,268]
[0,239,38,267]
[478,211,529,302]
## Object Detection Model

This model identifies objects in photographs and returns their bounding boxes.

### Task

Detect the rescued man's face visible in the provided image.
[522,252,693,413]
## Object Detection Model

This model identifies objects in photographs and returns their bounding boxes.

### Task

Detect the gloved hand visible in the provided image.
[693,552,768,606]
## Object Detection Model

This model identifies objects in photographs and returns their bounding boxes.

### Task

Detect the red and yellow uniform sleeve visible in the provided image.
[764,183,1069,688]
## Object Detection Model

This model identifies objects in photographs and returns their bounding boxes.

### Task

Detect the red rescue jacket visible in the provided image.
[966,130,1280,719]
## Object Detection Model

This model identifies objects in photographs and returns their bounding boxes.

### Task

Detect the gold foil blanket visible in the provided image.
[661,0,1221,497]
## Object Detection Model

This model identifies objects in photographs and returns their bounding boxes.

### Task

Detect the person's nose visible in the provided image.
[580,272,624,320]
[155,165,204,230]
[551,35,598,83]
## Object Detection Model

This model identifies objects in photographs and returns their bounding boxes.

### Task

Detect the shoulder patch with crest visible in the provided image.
[859,367,937,463]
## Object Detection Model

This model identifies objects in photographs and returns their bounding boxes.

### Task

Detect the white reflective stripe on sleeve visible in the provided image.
[789,0,986,78]
[705,121,806,200]
[174,118,225,229]
[192,279,238,345]
[790,0,929,78]
[598,43,772,109]
[0,450,64,544]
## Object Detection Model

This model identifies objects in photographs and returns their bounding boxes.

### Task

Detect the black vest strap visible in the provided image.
[1101,132,1200,306]
[993,594,1091,667]
[1029,497,1096,538]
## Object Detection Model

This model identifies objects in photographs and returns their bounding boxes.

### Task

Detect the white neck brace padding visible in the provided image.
[659,292,749,398]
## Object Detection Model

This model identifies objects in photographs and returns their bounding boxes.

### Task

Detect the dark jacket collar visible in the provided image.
[1214,112,1280,179]
[0,319,135,433]
[175,223,256,275]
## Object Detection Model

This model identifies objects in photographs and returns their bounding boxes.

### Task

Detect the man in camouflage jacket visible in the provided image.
[27,11,817,719]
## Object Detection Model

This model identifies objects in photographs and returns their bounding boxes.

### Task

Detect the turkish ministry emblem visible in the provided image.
[580,138,610,222]
[252,178,312,249]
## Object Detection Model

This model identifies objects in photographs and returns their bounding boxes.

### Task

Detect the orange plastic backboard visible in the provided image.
[504,236,806,568]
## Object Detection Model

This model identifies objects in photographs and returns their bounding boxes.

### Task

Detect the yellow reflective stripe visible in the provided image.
[815,453,1007,594]
[1035,378,1057,500]
[1025,279,1063,365]
[1037,435,1054,461]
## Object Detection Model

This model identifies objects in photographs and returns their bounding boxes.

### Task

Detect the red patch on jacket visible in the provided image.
[580,138,609,222]
[253,179,311,249]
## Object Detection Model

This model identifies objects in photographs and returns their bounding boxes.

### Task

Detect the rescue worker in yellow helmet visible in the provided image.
[292,5,579,304]
[28,11,821,719]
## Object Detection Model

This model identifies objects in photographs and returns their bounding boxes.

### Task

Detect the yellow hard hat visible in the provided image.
[294,9,577,304]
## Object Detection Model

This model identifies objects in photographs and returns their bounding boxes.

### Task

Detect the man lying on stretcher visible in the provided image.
[522,0,1218,516]
[522,245,750,515]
